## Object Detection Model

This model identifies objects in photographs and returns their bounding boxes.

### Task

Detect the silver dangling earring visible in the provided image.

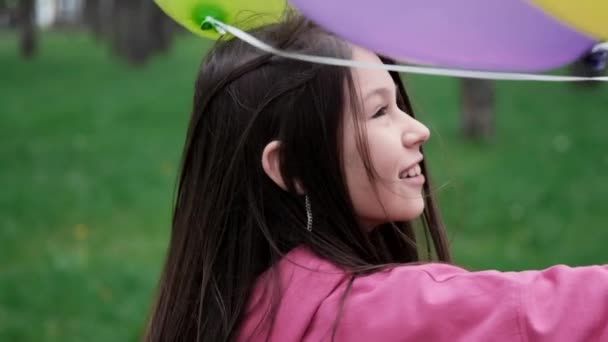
[305,195,313,232]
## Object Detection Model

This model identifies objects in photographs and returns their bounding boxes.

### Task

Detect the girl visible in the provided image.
[145,13,608,342]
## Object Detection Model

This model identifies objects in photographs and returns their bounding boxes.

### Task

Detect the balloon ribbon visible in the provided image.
[202,16,608,82]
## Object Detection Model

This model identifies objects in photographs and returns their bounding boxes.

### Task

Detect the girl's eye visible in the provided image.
[371,106,388,119]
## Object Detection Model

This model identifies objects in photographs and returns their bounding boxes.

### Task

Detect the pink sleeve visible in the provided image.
[320,264,608,341]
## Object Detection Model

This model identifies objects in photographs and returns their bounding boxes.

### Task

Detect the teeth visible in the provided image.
[401,163,422,179]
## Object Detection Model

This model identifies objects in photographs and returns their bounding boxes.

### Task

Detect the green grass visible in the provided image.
[1,30,607,340]
[408,74,608,270]
[0,31,212,341]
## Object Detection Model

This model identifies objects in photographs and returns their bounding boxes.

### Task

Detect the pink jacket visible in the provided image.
[238,247,608,341]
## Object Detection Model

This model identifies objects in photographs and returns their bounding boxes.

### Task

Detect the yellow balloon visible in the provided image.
[530,0,608,39]
[155,0,286,39]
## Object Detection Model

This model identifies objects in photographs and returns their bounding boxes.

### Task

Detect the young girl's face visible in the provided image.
[342,46,431,230]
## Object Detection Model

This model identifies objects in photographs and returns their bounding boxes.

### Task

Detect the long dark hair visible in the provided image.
[145,12,451,342]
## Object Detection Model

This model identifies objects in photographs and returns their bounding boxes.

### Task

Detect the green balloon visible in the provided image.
[155,0,285,39]
[191,3,228,30]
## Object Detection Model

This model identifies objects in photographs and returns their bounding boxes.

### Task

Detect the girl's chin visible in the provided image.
[389,203,426,221]
[364,212,426,230]
[356,198,426,230]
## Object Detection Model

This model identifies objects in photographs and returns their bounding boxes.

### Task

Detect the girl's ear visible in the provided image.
[261,141,304,194]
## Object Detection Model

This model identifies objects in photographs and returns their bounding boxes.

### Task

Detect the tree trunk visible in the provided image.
[19,0,37,59]
[84,0,102,38]
[148,1,173,54]
[461,78,495,140]
[82,0,174,66]
[98,0,115,41]
[113,0,151,65]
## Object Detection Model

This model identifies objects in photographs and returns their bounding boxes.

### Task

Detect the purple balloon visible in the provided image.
[288,0,596,71]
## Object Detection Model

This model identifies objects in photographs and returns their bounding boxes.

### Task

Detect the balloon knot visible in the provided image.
[201,20,214,31]
[201,17,226,35]
[192,4,227,33]
[586,42,608,71]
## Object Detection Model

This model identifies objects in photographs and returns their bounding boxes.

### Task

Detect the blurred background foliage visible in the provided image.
[1,1,607,340]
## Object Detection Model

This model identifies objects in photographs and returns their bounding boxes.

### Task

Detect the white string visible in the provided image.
[203,16,608,83]
[592,42,608,53]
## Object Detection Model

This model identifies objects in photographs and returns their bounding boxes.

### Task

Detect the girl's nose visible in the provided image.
[402,118,430,147]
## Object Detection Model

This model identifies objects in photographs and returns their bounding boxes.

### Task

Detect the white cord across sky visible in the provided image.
[203,16,608,83]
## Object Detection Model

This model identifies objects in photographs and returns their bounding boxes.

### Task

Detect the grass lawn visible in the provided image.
[1,30,607,341]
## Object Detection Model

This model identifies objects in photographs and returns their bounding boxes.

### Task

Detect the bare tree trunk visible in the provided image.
[19,0,37,59]
[84,0,102,38]
[98,0,115,41]
[113,0,151,65]
[461,78,495,140]
[82,0,174,65]
[148,1,173,54]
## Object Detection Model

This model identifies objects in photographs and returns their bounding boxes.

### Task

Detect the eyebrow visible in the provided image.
[363,85,397,102]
